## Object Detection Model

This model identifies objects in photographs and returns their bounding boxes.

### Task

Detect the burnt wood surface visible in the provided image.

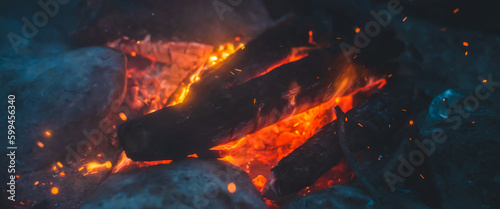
[166,17,317,106]
[118,50,374,161]
[262,82,430,200]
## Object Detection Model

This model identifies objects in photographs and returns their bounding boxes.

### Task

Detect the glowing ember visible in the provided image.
[119,112,127,121]
[186,154,198,158]
[112,152,172,173]
[242,47,310,84]
[113,42,245,172]
[252,175,267,188]
[44,131,51,137]
[51,187,59,195]
[308,30,314,44]
[111,36,386,204]
[80,161,112,175]
[37,141,44,148]
[212,63,386,191]
[228,182,237,193]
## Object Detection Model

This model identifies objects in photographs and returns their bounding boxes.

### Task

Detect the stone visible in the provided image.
[80,159,267,209]
[283,185,430,209]
[427,89,464,121]
[282,185,375,209]
[0,47,127,175]
[419,89,500,209]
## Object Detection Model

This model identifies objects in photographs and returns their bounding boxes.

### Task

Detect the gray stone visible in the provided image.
[0,47,127,174]
[283,185,430,209]
[283,185,375,209]
[419,89,500,209]
[80,159,267,209]
[427,89,464,121]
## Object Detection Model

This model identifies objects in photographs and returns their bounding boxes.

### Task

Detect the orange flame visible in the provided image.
[212,62,386,192]
[80,161,112,175]
[112,151,172,173]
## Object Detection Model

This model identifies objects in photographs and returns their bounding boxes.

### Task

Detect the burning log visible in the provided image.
[263,82,430,200]
[118,50,376,161]
[166,18,315,105]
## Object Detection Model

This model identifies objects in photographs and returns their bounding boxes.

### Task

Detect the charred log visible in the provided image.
[118,50,375,161]
[263,82,430,200]
[166,17,317,106]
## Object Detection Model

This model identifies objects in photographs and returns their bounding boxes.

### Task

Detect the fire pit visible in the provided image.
[2,0,499,209]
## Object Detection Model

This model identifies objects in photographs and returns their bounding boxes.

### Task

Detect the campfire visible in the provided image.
[4,0,498,208]
[111,29,387,191]
[86,17,403,208]
[11,16,400,208]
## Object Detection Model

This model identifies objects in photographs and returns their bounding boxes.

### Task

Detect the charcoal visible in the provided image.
[263,82,430,199]
[169,17,316,106]
[118,50,376,161]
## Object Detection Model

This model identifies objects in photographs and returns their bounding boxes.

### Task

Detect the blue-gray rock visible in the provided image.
[283,185,375,209]
[0,47,127,174]
[80,159,268,209]
[419,89,500,209]
[283,185,430,209]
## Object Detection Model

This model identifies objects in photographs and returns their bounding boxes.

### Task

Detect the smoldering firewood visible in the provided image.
[166,17,317,106]
[108,35,214,68]
[263,82,430,200]
[335,106,384,203]
[118,50,374,161]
